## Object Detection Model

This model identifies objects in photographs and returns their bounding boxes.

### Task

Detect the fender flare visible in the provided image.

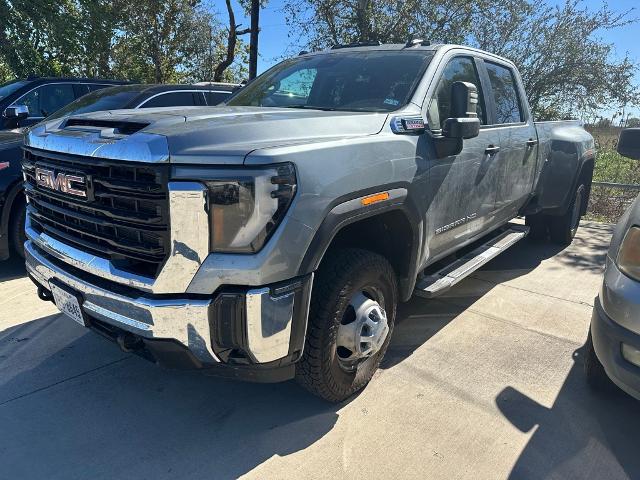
[543,152,595,217]
[297,186,423,302]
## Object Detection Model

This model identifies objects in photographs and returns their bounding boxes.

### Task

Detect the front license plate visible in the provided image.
[49,281,86,327]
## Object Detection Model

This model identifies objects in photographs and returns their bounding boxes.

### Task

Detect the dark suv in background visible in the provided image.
[0,82,239,261]
[0,77,127,130]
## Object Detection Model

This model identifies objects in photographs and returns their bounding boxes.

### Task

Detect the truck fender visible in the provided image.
[536,141,595,216]
[297,186,423,302]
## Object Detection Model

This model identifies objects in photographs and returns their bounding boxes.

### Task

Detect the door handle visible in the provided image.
[485,145,500,155]
[526,139,538,147]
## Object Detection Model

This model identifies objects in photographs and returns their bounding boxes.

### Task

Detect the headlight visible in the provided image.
[173,163,296,253]
[617,226,640,280]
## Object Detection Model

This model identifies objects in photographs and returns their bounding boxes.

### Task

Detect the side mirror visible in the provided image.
[442,81,480,140]
[4,104,29,120]
[618,128,640,160]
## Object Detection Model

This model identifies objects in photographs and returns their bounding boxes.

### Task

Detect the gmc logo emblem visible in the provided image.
[35,167,87,198]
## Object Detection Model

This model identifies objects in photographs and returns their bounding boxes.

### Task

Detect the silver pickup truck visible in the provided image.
[23,42,594,401]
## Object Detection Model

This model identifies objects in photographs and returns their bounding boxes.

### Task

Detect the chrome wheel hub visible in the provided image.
[336,291,389,369]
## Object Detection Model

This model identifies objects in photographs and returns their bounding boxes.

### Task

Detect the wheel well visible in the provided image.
[322,210,415,297]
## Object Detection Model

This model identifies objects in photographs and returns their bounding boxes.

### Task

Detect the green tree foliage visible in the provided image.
[113,0,206,83]
[181,5,249,83]
[473,0,639,120]
[0,0,247,84]
[77,0,122,78]
[0,0,85,78]
[283,0,479,49]
[283,0,639,120]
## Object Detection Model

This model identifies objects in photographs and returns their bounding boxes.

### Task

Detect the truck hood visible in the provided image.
[25,106,388,164]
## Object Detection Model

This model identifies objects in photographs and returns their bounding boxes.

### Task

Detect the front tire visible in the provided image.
[295,248,398,402]
[584,330,614,392]
[9,199,26,259]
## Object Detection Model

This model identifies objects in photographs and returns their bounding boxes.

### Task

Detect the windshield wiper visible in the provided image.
[282,105,339,111]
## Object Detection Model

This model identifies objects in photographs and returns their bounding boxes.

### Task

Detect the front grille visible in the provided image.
[23,147,170,278]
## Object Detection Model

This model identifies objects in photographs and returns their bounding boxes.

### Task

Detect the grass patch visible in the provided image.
[592,149,640,185]
[585,128,640,222]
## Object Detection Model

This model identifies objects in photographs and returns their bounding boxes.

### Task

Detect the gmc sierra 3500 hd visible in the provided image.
[23,42,594,402]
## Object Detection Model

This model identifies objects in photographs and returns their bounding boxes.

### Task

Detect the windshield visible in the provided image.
[46,85,146,120]
[0,80,29,101]
[227,50,434,112]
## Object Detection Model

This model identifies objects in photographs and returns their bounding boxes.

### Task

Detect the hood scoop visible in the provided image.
[64,118,150,136]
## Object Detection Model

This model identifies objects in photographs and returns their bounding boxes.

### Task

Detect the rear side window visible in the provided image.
[205,91,231,105]
[485,62,523,124]
[140,91,198,108]
[427,56,486,129]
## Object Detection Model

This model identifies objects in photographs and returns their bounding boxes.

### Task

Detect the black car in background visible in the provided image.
[0,82,240,260]
[0,77,127,130]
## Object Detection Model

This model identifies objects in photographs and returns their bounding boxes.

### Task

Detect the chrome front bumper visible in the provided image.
[26,240,220,363]
[26,239,312,365]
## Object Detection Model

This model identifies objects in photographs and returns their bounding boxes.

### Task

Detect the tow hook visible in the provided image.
[116,332,143,353]
[37,286,54,303]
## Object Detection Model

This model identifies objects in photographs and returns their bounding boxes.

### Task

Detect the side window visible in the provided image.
[485,62,523,124]
[14,83,76,118]
[427,56,486,129]
[140,91,198,108]
[205,91,231,105]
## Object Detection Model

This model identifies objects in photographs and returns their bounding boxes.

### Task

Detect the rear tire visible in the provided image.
[584,330,615,392]
[295,248,397,402]
[548,183,585,245]
[9,199,26,259]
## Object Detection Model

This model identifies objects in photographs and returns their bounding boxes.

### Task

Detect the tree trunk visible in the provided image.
[249,0,260,79]
[214,0,238,82]
[356,0,370,42]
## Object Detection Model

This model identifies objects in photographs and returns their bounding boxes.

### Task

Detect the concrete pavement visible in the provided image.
[1,221,639,479]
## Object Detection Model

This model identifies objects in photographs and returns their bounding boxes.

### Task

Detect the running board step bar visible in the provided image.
[414,224,529,298]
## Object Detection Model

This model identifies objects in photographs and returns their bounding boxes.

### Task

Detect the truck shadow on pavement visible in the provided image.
[383,223,610,370]
[0,314,343,479]
[0,255,27,282]
[497,345,640,479]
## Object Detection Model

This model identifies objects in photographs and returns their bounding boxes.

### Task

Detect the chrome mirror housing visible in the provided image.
[4,104,29,119]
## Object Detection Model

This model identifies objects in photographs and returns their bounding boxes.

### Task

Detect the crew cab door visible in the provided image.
[423,55,502,258]
[482,61,538,220]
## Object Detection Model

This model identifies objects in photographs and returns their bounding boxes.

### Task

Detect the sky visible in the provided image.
[218,0,640,118]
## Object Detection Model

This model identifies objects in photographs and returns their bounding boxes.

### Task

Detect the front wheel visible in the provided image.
[9,199,26,259]
[295,248,398,402]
